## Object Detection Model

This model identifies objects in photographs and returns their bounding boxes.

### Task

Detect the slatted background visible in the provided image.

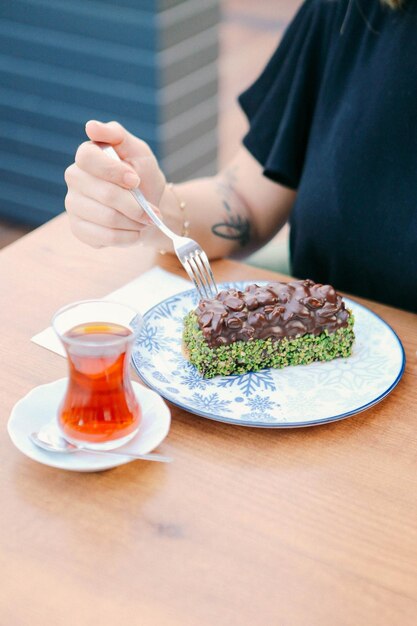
[0,0,219,226]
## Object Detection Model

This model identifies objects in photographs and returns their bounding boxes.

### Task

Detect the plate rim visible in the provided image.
[132,283,406,429]
[8,378,171,471]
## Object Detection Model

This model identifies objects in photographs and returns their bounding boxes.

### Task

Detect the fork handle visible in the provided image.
[97,143,176,242]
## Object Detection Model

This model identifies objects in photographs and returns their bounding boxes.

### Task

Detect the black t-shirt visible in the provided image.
[239,0,417,312]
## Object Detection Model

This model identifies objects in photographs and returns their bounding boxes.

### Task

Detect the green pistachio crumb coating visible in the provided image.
[183,312,355,378]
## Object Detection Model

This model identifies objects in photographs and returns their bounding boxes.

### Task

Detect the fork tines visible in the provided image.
[183,250,218,300]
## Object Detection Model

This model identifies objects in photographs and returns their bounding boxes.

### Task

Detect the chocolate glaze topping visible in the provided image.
[195,280,350,348]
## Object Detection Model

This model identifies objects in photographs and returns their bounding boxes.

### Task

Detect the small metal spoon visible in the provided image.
[30,424,172,463]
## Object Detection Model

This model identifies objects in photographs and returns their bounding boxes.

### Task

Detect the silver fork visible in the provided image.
[99,144,218,300]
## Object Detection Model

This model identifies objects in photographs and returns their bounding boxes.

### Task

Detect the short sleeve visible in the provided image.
[238,0,327,189]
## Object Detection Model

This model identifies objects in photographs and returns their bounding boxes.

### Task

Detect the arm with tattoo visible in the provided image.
[211,166,251,248]
[154,147,295,260]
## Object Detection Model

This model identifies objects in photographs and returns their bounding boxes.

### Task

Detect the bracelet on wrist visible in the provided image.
[159,183,190,255]
[168,182,190,237]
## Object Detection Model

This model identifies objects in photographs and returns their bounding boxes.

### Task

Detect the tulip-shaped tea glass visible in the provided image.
[52,300,142,450]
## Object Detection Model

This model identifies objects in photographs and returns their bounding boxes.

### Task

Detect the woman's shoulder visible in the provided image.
[276,0,352,57]
[300,0,349,14]
[288,0,352,38]
[300,0,361,28]
[291,0,383,53]
[302,0,354,21]
[305,0,382,21]
[305,0,350,13]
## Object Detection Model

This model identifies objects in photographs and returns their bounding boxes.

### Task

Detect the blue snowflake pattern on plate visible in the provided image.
[131,283,405,428]
[218,369,276,397]
[139,324,173,353]
[182,392,232,414]
[152,371,170,384]
[240,394,282,423]
[176,363,207,390]
[152,295,183,320]
[168,352,190,369]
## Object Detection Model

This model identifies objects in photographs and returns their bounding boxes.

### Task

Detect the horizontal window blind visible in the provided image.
[0,0,219,225]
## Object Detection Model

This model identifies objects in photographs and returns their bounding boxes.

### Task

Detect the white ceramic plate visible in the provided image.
[132,281,405,428]
[8,378,171,472]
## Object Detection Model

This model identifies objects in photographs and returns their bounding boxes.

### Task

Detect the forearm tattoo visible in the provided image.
[211,166,251,247]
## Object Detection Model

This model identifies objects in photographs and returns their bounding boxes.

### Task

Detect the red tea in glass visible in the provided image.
[53,301,142,450]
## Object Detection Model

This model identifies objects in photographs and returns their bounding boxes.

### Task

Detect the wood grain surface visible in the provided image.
[1,215,416,626]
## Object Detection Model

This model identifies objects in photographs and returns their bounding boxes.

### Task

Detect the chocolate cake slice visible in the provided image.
[183,279,355,378]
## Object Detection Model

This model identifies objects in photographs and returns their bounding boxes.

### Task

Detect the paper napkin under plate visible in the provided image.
[31,267,191,357]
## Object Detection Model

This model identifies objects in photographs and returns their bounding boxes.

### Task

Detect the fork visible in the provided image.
[99,143,218,300]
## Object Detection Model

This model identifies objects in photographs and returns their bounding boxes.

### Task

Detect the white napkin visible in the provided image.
[31,267,191,357]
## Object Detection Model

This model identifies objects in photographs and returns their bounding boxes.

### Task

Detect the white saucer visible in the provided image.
[8,378,171,472]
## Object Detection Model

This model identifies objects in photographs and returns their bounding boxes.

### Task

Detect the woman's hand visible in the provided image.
[64,120,166,248]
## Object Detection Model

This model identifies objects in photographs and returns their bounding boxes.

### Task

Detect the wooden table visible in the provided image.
[1,215,417,626]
